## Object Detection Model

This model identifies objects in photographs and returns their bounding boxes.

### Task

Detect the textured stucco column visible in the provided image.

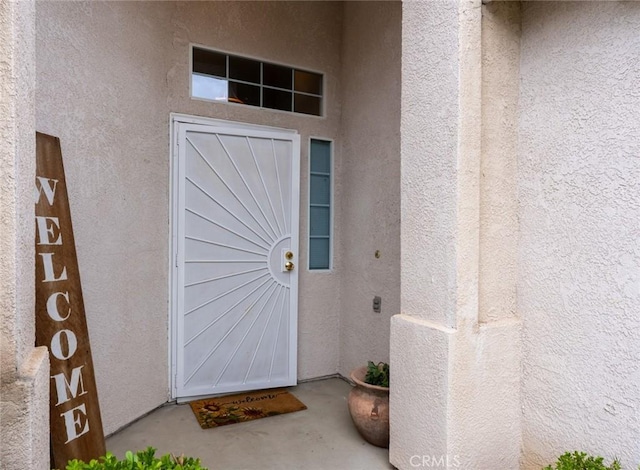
[0,1,50,468]
[391,2,521,468]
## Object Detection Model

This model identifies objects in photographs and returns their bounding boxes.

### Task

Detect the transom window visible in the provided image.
[191,46,324,116]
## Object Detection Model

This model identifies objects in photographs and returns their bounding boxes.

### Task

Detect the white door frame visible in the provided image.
[169,113,300,399]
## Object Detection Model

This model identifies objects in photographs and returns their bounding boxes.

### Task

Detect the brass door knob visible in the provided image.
[285,261,294,271]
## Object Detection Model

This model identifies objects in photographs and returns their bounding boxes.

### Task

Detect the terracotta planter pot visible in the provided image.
[347,366,389,448]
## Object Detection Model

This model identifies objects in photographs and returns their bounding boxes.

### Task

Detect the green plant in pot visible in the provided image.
[364,361,389,388]
[347,361,390,448]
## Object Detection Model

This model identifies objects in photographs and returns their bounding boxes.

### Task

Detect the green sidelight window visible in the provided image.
[309,139,332,270]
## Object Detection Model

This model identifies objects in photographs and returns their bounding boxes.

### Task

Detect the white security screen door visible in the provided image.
[172,116,300,399]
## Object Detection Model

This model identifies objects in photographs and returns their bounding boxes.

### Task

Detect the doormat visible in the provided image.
[189,388,307,429]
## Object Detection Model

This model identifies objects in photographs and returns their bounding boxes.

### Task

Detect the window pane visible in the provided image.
[192,74,228,101]
[264,63,292,90]
[191,48,324,117]
[310,140,331,173]
[193,48,226,77]
[310,206,330,237]
[263,88,292,112]
[294,93,322,116]
[294,70,323,95]
[229,55,260,84]
[309,138,331,270]
[309,238,330,270]
[310,175,330,205]
[228,81,260,107]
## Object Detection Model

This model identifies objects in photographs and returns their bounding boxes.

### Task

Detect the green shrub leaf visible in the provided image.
[544,451,625,470]
[63,448,207,470]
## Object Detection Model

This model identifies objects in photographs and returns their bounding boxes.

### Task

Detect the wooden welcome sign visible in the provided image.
[35,132,106,468]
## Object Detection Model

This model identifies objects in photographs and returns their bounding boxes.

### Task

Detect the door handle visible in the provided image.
[285,261,294,271]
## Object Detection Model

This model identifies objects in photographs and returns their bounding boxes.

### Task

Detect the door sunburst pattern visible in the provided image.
[173,120,299,399]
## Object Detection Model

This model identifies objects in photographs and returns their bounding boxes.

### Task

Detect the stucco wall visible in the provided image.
[479,1,520,323]
[1,0,37,385]
[0,0,50,468]
[337,1,401,377]
[36,0,344,435]
[519,2,640,468]
[1,348,50,470]
[400,0,460,328]
[36,0,177,436]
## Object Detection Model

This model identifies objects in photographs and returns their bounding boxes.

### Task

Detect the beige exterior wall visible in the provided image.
[36,0,345,435]
[337,1,401,377]
[0,0,50,468]
[37,0,175,436]
[519,2,640,468]
[36,1,405,436]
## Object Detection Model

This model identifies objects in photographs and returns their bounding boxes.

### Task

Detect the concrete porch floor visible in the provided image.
[106,377,394,470]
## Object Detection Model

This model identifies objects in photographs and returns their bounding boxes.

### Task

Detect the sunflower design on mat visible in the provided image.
[201,402,221,413]
[197,406,243,427]
[240,407,266,419]
[211,410,242,426]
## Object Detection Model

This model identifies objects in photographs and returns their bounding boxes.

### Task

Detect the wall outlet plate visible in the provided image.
[373,296,382,313]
